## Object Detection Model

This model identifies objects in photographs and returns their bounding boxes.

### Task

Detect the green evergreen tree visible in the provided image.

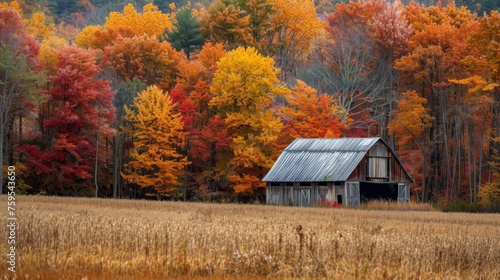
[165,6,204,59]
[48,0,84,18]
[152,0,184,12]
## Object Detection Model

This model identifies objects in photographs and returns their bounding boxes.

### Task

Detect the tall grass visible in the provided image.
[1,195,500,279]
[360,200,435,211]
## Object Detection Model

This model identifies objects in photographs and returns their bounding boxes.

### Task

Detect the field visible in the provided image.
[1,196,500,279]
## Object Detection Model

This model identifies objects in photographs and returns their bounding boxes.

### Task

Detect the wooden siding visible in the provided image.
[267,182,336,206]
[366,142,390,182]
[391,157,412,182]
[267,180,409,207]
[348,157,366,181]
[347,143,412,183]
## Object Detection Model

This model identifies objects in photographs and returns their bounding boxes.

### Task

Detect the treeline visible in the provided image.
[0,0,499,206]
[14,1,500,27]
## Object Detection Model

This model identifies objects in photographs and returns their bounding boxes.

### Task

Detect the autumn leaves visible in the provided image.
[1,0,499,202]
[123,86,186,194]
[122,46,344,195]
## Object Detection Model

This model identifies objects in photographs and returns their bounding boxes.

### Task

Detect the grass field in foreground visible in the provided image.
[1,196,500,279]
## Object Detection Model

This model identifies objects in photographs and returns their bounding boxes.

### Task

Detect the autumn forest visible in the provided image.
[1,0,499,207]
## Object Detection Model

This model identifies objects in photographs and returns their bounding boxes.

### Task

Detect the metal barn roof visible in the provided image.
[263,138,381,182]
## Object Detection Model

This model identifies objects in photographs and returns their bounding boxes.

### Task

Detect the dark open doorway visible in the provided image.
[360,182,398,203]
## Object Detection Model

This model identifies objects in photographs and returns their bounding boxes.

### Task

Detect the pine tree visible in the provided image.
[166,5,204,59]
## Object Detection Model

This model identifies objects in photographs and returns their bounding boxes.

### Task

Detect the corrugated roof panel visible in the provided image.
[263,138,380,182]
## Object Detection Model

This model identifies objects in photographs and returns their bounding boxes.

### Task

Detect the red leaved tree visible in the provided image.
[21,46,115,195]
[171,43,233,200]
[0,7,40,194]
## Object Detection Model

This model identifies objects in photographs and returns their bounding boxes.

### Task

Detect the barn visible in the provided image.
[263,138,413,207]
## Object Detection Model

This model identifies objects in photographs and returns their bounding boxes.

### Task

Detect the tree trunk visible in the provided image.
[113,133,125,199]
[0,127,4,195]
[18,115,23,162]
[466,111,474,203]
[95,116,100,198]
[421,136,428,202]
[439,95,451,201]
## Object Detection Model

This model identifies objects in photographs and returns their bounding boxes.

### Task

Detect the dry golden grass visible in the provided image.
[1,195,500,279]
[360,200,435,211]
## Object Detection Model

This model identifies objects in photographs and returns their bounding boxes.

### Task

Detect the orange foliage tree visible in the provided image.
[388,90,433,201]
[279,80,345,146]
[396,2,486,202]
[122,86,187,196]
[461,11,500,194]
[201,0,251,48]
[103,35,184,91]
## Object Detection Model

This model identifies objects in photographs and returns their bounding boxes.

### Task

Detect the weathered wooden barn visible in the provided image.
[263,138,413,207]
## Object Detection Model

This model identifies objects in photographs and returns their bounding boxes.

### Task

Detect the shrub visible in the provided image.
[315,199,342,208]
[438,201,484,213]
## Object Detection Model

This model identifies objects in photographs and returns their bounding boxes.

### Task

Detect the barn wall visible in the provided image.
[391,158,412,182]
[366,142,390,182]
[327,183,335,202]
[334,183,345,204]
[347,140,411,183]
[267,182,337,206]
[348,158,366,181]
[267,180,409,207]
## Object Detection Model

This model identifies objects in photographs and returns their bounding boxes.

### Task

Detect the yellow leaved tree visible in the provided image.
[266,0,323,78]
[0,1,21,14]
[105,3,172,37]
[38,35,68,73]
[478,137,500,209]
[76,3,173,50]
[27,12,54,40]
[75,25,101,49]
[122,86,187,196]
[209,46,289,195]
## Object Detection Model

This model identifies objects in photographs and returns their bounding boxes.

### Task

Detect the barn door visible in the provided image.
[398,183,410,203]
[346,182,360,207]
[299,189,311,206]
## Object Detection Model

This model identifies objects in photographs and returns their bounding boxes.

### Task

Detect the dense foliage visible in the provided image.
[0,0,499,208]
